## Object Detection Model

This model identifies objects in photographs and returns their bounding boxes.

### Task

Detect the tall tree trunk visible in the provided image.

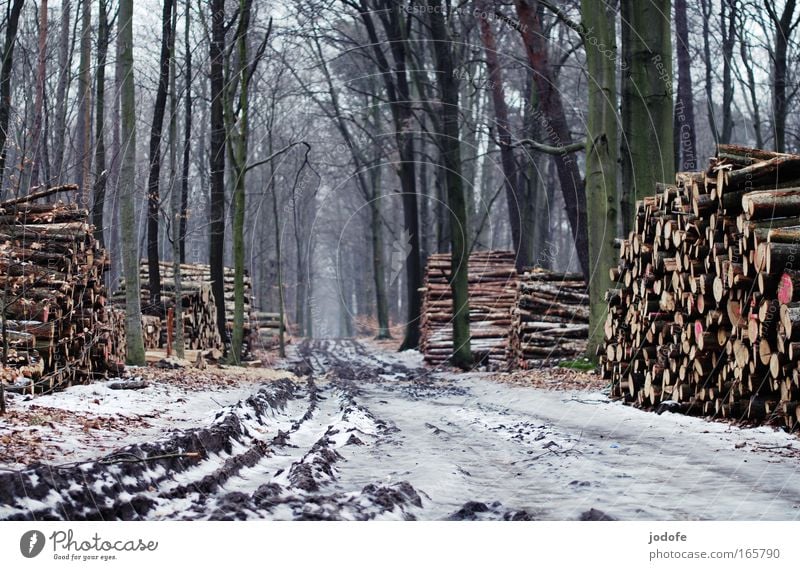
[0,0,25,195]
[26,0,48,192]
[619,0,674,217]
[292,179,306,337]
[209,0,228,344]
[118,0,146,365]
[700,0,718,144]
[476,0,528,270]
[738,16,763,149]
[169,1,183,359]
[146,0,175,308]
[514,0,590,279]
[673,0,697,171]
[720,0,736,144]
[358,0,422,350]
[227,0,256,362]
[93,0,109,245]
[426,0,472,369]
[180,0,192,264]
[52,0,71,185]
[369,162,391,339]
[582,0,619,358]
[76,0,92,200]
[766,0,796,152]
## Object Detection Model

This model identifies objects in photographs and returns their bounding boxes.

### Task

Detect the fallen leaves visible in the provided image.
[489,367,607,392]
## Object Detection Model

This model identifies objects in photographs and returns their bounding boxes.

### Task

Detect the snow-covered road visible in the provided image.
[2,338,800,520]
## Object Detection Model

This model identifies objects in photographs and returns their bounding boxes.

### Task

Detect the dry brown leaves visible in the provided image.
[135,363,296,392]
[489,367,607,392]
[0,405,150,467]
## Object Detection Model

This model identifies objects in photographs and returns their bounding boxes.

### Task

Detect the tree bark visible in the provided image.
[209,0,228,344]
[720,0,736,144]
[118,0,146,365]
[766,0,796,152]
[619,0,674,217]
[0,0,26,195]
[52,0,71,186]
[180,0,192,263]
[93,0,110,245]
[76,0,92,201]
[514,0,590,279]
[700,0,718,144]
[26,0,47,192]
[673,0,697,171]
[227,0,256,362]
[355,0,422,350]
[369,148,391,339]
[426,0,472,369]
[476,0,528,270]
[146,0,175,308]
[582,0,618,358]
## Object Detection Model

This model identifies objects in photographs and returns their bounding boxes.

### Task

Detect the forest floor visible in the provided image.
[2,338,800,520]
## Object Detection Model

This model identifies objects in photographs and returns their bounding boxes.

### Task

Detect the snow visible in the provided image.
[4,339,800,520]
[0,371,294,469]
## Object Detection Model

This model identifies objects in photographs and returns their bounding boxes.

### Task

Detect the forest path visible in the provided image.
[2,338,800,520]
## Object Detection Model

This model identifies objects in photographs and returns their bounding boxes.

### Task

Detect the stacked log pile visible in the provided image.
[114,261,250,352]
[0,185,122,392]
[251,311,287,348]
[508,269,589,367]
[601,144,800,429]
[419,250,517,368]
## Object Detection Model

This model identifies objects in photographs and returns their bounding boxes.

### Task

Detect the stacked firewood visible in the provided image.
[601,144,800,429]
[419,250,517,368]
[0,185,123,392]
[115,261,252,353]
[141,315,162,350]
[508,268,589,367]
[251,311,287,348]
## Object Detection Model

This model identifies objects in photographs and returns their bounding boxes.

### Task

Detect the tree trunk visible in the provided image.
[180,0,192,264]
[357,0,422,350]
[514,0,590,280]
[582,0,619,359]
[146,0,175,307]
[700,0,718,143]
[767,0,796,152]
[476,0,528,270]
[738,15,763,149]
[168,0,183,359]
[0,0,25,195]
[673,0,697,171]
[118,0,146,365]
[227,0,255,363]
[76,0,92,201]
[209,0,228,344]
[369,159,391,339]
[25,0,48,193]
[619,0,674,216]
[426,0,472,369]
[719,0,736,144]
[51,0,71,185]
[93,0,109,245]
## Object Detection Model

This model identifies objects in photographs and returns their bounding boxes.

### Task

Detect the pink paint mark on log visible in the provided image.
[778,273,794,305]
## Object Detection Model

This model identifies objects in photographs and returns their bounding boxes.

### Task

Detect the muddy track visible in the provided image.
[5,338,800,521]
[0,340,431,521]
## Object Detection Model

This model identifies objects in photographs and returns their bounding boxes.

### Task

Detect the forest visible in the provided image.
[3,0,800,524]
[0,0,795,366]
